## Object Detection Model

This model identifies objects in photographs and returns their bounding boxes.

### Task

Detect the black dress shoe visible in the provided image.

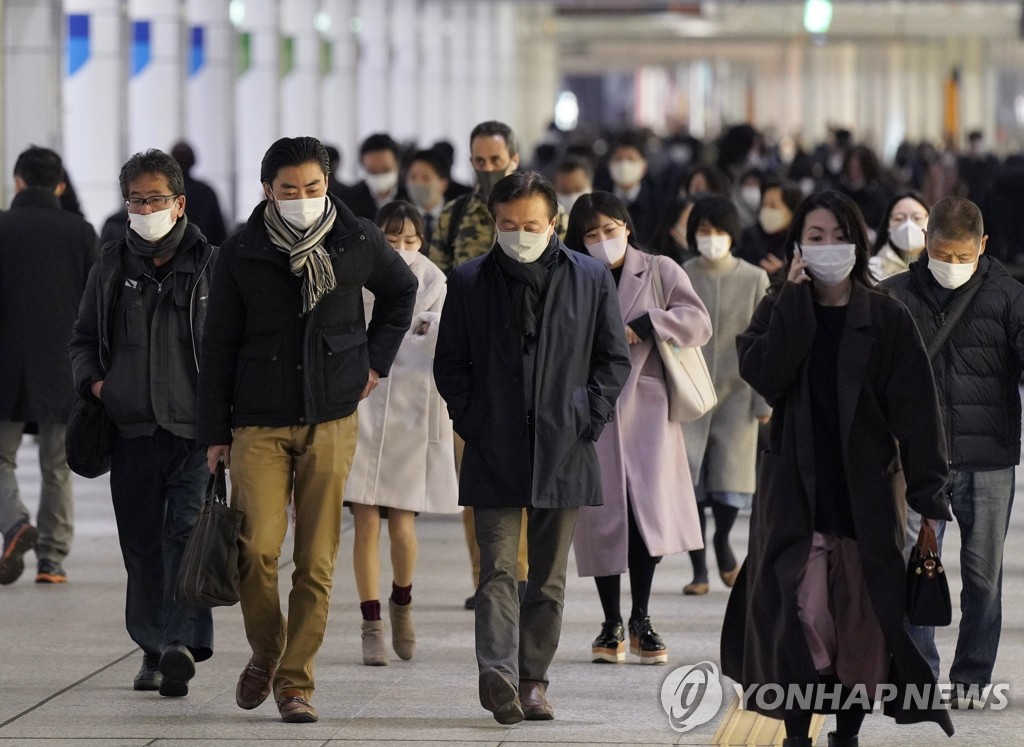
[827,733,858,747]
[158,643,195,697]
[464,595,476,610]
[591,620,625,663]
[134,652,163,691]
[628,616,667,664]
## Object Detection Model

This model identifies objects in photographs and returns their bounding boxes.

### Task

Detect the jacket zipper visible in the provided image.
[189,251,214,373]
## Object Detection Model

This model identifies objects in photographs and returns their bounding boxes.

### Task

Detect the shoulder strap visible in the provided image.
[445,193,472,253]
[649,255,667,310]
[925,280,982,360]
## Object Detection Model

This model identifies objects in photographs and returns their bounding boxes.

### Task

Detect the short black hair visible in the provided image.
[119,149,184,198]
[782,190,874,290]
[359,133,399,161]
[431,140,456,167]
[610,131,648,161]
[470,121,518,158]
[556,155,593,182]
[928,197,984,243]
[324,144,341,171]
[260,136,330,185]
[487,171,556,222]
[687,165,732,197]
[564,191,638,254]
[170,141,196,172]
[761,179,805,214]
[686,195,742,252]
[14,146,64,190]
[375,200,425,245]
[407,149,451,181]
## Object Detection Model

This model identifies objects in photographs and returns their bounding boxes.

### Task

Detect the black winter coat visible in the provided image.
[196,197,417,446]
[882,254,1024,469]
[433,241,631,509]
[339,181,409,221]
[0,189,97,422]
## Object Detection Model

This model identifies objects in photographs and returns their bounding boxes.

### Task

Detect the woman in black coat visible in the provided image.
[720,191,954,746]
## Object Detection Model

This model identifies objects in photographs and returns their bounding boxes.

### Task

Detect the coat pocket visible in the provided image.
[571,386,591,441]
[234,335,284,414]
[322,328,369,405]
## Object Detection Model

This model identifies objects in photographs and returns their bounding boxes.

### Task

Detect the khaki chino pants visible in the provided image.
[230,415,357,700]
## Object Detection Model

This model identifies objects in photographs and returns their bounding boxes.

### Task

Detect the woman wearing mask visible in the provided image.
[343,201,460,666]
[680,196,771,596]
[732,169,765,229]
[566,192,712,665]
[721,191,954,746]
[737,180,805,278]
[869,191,930,281]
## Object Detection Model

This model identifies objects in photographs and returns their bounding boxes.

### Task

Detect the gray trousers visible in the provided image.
[0,421,73,563]
[473,505,579,688]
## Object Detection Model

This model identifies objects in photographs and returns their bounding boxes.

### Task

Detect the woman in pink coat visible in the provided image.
[566,192,712,665]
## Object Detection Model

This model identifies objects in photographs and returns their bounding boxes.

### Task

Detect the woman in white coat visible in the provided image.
[566,192,712,665]
[343,202,459,666]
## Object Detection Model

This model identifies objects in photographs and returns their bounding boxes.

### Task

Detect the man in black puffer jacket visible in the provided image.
[882,197,1024,706]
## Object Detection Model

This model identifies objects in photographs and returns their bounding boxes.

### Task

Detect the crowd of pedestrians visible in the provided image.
[1,118,1022,745]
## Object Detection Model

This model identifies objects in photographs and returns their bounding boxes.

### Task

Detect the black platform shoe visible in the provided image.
[591,620,625,663]
[628,616,667,664]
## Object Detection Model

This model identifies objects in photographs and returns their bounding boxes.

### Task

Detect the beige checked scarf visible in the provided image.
[264,197,338,314]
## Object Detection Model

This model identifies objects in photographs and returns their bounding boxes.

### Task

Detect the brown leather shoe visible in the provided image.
[235,654,277,710]
[519,679,554,720]
[277,689,318,723]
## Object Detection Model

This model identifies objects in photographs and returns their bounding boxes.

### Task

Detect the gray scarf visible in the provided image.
[264,198,338,314]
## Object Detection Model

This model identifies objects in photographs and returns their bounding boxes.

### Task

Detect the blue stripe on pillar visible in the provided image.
[132,21,151,76]
[189,26,205,76]
[67,14,90,77]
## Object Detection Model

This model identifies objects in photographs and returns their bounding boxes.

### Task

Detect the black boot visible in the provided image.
[782,739,812,747]
[828,733,858,747]
[627,616,667,664]
[591,620,625,663]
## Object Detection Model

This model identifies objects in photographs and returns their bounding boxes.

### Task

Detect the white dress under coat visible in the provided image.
[573,247,712,577]
[343,253,459,513]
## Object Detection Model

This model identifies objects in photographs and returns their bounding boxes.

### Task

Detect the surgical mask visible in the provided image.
[696,234,732,261]
[497,228,551,264]
[476,168,509,200]
[889,219,926,253]
[799,243,857,286]
[128,208,176,242]
[397,247,419,265]
[739,186,762,212]
[365,170,398,195]
[405,181,438,209]
[609,159,645,188]
[758,206,789,235]
[556,191,585,215]
[276,196,326,231]
[586,233,628,266]
[928,257,976,290]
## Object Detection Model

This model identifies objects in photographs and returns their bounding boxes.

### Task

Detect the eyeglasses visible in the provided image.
[125,194,180,210]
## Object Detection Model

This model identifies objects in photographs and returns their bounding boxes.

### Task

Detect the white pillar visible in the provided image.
[447,0,472,153]
[64,0,128,228]
[355,0,388,140]
[280,0,320,139]
[127,0,183,159]
[417,0,449,151]
[320,0,358,182]
[387,0,418,144]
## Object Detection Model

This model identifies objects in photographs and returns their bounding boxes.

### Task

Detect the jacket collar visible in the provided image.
[237,194,363,261]
[908,251,990,310]
[616,246,647,321]
[10,188,61,211]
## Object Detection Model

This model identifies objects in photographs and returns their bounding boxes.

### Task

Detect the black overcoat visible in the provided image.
[720,281,955,736]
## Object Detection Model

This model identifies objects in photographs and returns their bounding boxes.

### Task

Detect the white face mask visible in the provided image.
[556,191,585,216]
[889,219,926,253]
[129,207,176,242]
[365,170,398,196]
[276,196,325,231]
[497,227,551,264]
[928,256,976,289]
[609,159,645,188]
[739,185,762,212]
[799,243,857,286]
[758,206,789,235]
[397,247,419,265]
[696,234,732,261]
[586,233,628,266]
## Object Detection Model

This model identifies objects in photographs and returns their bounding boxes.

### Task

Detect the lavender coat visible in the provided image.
[573,248,713,577]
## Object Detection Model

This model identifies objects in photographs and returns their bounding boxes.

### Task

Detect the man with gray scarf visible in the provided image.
[69,149,216,698]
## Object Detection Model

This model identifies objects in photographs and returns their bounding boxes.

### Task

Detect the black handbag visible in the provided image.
[65,397,117,478]
[906,520,952,627]
[175,463,243,608]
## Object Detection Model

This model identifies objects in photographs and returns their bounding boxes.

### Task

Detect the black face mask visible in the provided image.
[475,168,509,200]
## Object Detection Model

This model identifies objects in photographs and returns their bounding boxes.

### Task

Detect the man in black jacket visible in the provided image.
[434,171,630,724]
[341,132,407,220]
[882,197,1024,706]
[170,141,228,246]
[69,149,215,698]
[197,136,416,724]
[0,146,97,586]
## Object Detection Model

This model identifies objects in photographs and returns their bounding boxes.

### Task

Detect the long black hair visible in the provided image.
[782,190,874,290]
[564,191,639,254]
[872,190,931,253]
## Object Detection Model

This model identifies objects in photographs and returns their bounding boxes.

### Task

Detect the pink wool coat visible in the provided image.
[573,248,712,577]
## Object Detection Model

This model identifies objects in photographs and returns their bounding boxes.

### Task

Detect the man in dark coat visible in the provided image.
[434,171,630,724]
[197,136,417,724]
[69,148,216,698]
[171,141,227,245]
[340,132,407,220]
[882,197,1024,706]
[0,146,97,586]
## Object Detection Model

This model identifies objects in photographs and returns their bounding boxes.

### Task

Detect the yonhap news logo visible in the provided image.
[661,661,724,732]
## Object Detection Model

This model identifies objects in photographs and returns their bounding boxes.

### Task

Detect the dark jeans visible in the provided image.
[110,429,213,661]
[473,505,579,688]
[906,467,1014,684]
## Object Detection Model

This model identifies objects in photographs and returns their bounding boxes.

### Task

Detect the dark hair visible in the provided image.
[359,132,399,161]
[431,140,456,167]
[470,121,518,158]
[842,145,883,185]
[260,136,330,185]
[170,141,196,172]
[650,195,693,260]
[555,155,594,183]
[119,149,184,198]
[610,131,648,161]
[872,190,931,252]
[487,171,557,222]
[687,165,732,197]
[375,200,425,245]
[407,149,450,181]
[324,144,341,171]
[782,190,874,290]
[686,195,743,252]
[564,191,638,254]
[928,197,984,243]
[761,179,805,214]
[14,146,64,190]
